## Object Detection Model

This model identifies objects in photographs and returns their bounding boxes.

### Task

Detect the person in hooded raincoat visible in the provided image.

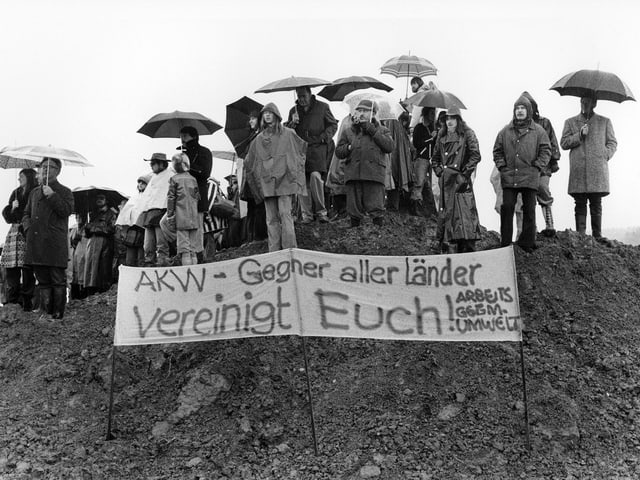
[493,95,551,252]
[244,103,307,252]
[431,107,482,253]
[560,96,617,241]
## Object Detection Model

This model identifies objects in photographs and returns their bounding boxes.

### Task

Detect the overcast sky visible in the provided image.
[1,0,638,241]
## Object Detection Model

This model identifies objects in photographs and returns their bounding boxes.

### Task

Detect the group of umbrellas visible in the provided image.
[0,54,635,215]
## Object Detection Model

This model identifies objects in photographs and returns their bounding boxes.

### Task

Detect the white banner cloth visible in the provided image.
[114,247,521,346]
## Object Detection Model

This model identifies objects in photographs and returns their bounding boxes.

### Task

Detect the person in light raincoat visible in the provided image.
[243,103,307,252]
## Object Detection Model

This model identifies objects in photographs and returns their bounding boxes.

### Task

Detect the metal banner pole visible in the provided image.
[301,336,319,455]
[519,341,531,451]
[106,346,117,441]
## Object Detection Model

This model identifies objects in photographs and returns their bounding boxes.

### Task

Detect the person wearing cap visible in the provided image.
[286,86,338,224]
[137,153,174,266]
[410,106,438,217]
[83,193,116,295]
[180,126,212,260]
[244,102,306,251]
[116,174,150,267]
[493,95,551,253]
[431,106,482,253]
[561,96,617,242]
[335,99,394,227]
[160,153,200,266]
[22,157,74,319]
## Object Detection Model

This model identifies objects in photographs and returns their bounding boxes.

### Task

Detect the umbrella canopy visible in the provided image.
[137,111,223,138]
[550,69,636,103]
[404,89,467,110]
[343,93,404,121]
[224,96,263,156]
[0,145,93,168]
[72,186,129,216]
[211,151,237,162]
[255,76,331,94]
[380,55,438,78]
[317,76,393,102]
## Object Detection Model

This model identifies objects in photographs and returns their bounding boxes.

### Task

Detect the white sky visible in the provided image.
[1,0,638,241]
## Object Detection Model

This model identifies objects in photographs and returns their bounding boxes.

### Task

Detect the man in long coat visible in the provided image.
[83,194,116,295]
[22,157,74,319]
[286,87,337,224]
[560,96,617,239]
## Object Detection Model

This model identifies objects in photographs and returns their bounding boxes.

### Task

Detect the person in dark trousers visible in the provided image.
[240,111,267,243]
[493,95,551,253]
[411,106,438,218]
[286,86,338,224]
[180,126,212,261]
[83,194,116,295]
[561,95,617,242]
[335,100,394,228]
[1,168,37,310]
[22,158,74,319]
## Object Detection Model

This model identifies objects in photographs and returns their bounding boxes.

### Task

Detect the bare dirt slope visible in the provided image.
[2,213,640,479]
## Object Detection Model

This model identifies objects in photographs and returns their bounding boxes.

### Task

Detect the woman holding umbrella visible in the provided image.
[431,107,482,253]
[0,168,37,310]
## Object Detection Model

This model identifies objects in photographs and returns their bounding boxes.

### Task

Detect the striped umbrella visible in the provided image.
[380,55,438,78]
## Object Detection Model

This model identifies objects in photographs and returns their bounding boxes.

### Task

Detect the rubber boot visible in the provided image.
[372,216,384,227]
[39,288,53,316]
[51,286,66,320]
[541,205,556,237]
[191,253,198,265]
[591,214,602,239]
[181,253,194,266]
[575,214,587,234]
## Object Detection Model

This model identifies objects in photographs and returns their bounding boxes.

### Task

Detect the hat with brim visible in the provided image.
[144,152,168,162]
[355,99,376,112]
[445,106,462,117]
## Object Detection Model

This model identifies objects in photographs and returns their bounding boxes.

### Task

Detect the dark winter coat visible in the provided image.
[335,119,395,185]
[536,116,560,177]
[2,187,30,224]
[22,181,74,268]
[287,95,338,174]
[183,139,212,212]
[493,120,551,190]
[560,112,617,195]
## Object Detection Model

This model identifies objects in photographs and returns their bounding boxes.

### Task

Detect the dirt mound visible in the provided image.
[2,212,640,479]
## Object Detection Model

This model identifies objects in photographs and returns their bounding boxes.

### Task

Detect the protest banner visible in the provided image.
[114,247,521,345]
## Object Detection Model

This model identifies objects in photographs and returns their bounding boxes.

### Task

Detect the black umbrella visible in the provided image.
[137,111,222,138]
[550,69,635,103]
[224,96,263,156]
[72,186,129,217]
[317,76,393,102]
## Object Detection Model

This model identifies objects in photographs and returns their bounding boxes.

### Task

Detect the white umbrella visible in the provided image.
[0,145,93,168]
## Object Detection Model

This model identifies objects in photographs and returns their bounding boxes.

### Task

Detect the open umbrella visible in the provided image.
[343,92,404,121]
[380,54,438,98]
[404,88,467,110]
[137,111,223,138]
[317,76,393,102]
[72,186,129,216]
[550,69,635,103]
[224,96,263,156]
[0,145,93,168]
[255,76,331,94]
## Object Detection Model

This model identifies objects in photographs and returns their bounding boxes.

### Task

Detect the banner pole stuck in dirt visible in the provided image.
[108,246,528,451]
[114,247,522,345]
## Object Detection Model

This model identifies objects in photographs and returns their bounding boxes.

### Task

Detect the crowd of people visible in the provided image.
[0,77,618,319]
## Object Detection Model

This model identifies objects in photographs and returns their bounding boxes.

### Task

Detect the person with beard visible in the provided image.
[1,168,37,310]
[493,95,551,252]
[83,194,116,295]
[561,96,617,242]
[335,100,394,228]
[22,158,74,319]
[431,107,482,253]
[243,103,306,252]
[286,86,338,224]
[179,126,212,261]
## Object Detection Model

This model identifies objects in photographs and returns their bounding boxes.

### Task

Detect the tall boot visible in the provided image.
[51,286,66,320]
[591,214,602,239]
[541,206,556,237]
[575,214,587,234]
[39,288,53,316]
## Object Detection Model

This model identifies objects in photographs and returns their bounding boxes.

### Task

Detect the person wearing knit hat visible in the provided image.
[335,98,395,227]
[520,91,561,237]
[560,96,617,243]
[431,107,482,253]
[286,86,338,224]
[22,157,74,319]
[243,102,306,252]
[493,94,551,253]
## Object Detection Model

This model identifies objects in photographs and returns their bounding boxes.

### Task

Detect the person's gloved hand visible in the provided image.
[362,121,377,136]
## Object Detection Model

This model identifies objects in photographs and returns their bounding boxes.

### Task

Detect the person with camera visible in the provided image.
[286,86,338,224]
[335,100,394,228]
